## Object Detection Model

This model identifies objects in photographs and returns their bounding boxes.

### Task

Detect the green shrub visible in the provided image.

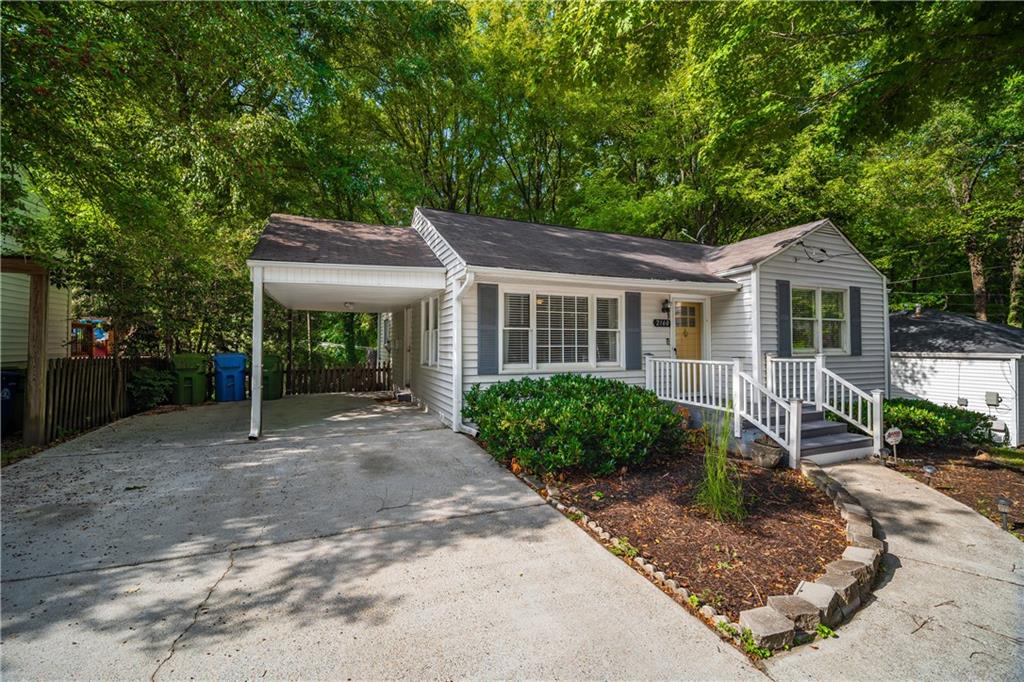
[128,367,176,411]
[883,398,991,447]
[696,410,746,521]
[462,374,683,475]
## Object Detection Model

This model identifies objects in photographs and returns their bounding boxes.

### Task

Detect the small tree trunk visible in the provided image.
[965,237,988,321]
[1009,227,1024,327]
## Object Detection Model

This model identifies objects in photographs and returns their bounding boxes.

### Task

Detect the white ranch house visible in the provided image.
[247,208,890,466]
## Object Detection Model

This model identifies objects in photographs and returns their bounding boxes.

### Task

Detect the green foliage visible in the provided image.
[688,594,700,608]
[741,629,773,659]
[696,412,746,522]
[127,367,176,411]
[883,398,992,447]
[717,621,739,637]
[610,537,639,558]
[2,0,1022,359]
[463,374,683,475]
[816,623,837,639]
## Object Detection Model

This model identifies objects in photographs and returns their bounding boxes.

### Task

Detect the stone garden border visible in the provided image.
[511,459,886,659]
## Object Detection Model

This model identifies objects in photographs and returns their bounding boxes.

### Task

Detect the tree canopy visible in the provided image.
[2,1,1022,359]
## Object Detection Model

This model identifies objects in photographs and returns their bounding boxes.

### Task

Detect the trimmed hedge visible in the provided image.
[463,374,683,475]
[883,398,991,447]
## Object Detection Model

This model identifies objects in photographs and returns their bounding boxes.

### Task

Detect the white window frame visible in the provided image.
[791,287,848,355]
[496,284,625,373]
[421,296,439,367]
[595,296,621,366]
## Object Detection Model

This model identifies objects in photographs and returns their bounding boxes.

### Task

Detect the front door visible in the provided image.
[674,301,703,397]
[674,301,703,360]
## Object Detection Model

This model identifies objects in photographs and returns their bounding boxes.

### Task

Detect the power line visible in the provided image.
[889,265,1011,285]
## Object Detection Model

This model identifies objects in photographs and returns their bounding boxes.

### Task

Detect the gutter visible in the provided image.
[451,271,476,434]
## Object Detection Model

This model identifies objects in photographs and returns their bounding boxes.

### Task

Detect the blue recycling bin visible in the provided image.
[214,353,247,402]
[1,370,24,434]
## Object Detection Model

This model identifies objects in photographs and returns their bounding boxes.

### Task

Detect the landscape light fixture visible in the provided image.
[996,497,1011,531]
[922,465,937,487]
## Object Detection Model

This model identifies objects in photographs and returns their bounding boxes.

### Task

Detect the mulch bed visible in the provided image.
[892,448,1024,534]
[559,452,847,621]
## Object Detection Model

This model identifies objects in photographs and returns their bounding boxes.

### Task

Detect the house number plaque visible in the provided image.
[653,319,671,327]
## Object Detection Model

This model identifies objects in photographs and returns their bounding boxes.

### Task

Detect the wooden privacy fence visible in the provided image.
[44,357,168,442]
[288,363,392,395]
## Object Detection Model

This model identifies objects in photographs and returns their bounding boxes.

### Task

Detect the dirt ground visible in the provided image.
[559,452,847,621]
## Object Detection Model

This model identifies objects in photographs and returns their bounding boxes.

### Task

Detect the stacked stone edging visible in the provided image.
[735,459,886,651]
[511,459,883,657]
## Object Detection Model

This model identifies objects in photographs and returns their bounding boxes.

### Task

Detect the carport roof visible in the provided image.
[250,213,443,268]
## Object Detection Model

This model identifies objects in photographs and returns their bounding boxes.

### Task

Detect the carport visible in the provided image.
[246,213,446,438]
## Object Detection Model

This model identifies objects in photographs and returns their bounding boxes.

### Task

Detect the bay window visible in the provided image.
[792,287,846,353]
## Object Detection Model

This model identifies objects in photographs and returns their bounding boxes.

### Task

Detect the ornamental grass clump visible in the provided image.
[697,410,746,522]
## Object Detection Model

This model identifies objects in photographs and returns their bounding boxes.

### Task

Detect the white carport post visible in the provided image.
[249,265,264,440]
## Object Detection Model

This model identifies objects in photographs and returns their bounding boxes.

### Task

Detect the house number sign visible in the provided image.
[653,319,671,327]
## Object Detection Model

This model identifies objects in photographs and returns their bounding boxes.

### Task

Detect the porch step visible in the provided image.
[803,445,874,466]
[801,407,825,423]
[799,432,873,457]
[800,420,848,438]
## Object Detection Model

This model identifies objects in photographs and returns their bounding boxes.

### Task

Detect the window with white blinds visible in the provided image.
[498,290,624,370]
[536,294,588,364]
[595,297,619,363]
[503,293,530,366]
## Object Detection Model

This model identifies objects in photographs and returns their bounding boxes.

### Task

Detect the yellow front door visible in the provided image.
[674,301,703,360]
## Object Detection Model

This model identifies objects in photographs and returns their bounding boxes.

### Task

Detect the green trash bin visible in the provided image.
[172,353,208,405]
[262,354,284,401]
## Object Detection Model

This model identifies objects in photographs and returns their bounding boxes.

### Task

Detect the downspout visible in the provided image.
[883,276,891,398]
[451,271,476,433]
[750,264,762,381]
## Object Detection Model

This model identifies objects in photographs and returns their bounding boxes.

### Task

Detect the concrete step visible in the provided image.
[799,432,873,457]
[800,420,848,438]
[804,445,873,465]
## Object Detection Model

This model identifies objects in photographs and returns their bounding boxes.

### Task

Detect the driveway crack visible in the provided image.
[149,549,236,682]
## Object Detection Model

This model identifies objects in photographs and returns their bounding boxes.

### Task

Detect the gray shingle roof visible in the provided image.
[416,207,733,284]
[704,220,832,273]
[890,309,1024,355]
[250,213,442,268]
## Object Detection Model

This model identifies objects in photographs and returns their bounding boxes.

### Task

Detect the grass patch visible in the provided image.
[981,445,1024,470]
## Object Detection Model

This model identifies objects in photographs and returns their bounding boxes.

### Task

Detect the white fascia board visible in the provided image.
[412,208,468,270]
[891,351,1024,360]
[466,265,741,293]
[246,259,445,274]
[713,265,754,278]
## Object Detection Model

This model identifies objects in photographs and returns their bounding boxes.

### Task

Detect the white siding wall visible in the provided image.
[758,225,886,392]
[1,273,71,367]
[410,210,466,426]
[708,272,754,372]
[461,283,733,392]
[891,354,1021,447]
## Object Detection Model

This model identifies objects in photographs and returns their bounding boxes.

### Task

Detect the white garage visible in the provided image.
[890,308,1024,446]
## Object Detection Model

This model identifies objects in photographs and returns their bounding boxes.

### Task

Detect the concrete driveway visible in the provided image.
[2,394,760,680]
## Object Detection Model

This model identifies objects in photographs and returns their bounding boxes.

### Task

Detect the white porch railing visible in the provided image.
[645,358,734,412]
[645,357,803,468]
[766,353,883,454]
[766,356,816,405]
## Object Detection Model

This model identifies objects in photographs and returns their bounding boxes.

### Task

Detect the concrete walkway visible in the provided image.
[2,394,759,680]
[765,460,1024,682]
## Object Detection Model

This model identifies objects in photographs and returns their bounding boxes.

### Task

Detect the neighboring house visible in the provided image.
[246,209,890,465]
[890,308,1023,446]
[0,239,71,368]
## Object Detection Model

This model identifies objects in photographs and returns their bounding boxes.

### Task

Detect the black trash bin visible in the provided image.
[1,369,25,435]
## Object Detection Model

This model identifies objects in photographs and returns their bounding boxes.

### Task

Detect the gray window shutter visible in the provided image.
[625,291,642,370]
[776,279,791,358]
[477,283,499,375]
[850,286,862,356]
